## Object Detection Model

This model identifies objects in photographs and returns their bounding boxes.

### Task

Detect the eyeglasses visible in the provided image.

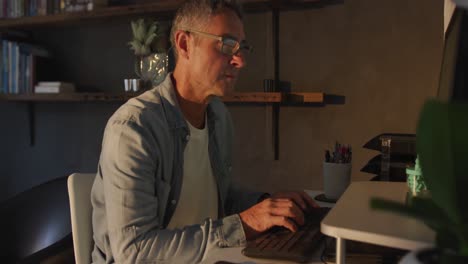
[184,29,253,56]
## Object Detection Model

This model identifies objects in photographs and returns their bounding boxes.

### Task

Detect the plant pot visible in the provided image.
[399,248,468,264]
[135,53,168,89]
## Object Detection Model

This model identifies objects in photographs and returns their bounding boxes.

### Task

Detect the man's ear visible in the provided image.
[175,30,190,60]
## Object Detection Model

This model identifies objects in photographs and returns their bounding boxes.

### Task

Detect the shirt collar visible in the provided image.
[156,73,219,130]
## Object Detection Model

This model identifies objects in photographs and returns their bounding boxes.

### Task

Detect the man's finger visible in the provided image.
[272,216,298,232]
[272,192,308,211]
[270,201,305,225]
[290,192,308,210]
[300,191,320,209]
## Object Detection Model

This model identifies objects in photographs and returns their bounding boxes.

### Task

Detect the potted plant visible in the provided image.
[371,100,468,264]
[128,18,168,89]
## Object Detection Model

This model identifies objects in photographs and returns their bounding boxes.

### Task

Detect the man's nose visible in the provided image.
[230,51,246,68]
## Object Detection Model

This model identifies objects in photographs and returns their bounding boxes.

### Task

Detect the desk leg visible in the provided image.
[336,237,346,264]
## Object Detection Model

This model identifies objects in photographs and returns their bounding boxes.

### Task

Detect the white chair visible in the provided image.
[67,173,96,264]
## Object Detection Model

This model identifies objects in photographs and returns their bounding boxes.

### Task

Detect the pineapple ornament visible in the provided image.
[128,18,168,90]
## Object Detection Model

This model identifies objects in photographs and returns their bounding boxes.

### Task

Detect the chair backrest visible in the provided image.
[67,173,96,264]
[0,176,73,262]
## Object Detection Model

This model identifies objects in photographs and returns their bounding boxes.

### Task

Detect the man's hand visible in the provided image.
[270,191,320,212]
[239,191,319,240]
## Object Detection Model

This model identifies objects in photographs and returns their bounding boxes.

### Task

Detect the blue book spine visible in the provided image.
[26,54,32,93]
[15,43,19,94]
[2,40,7,93]
[7,41,11,93]
[3,40,9,93]
[11,41,15,94]
[0,40,3,94]
[12,42,18,94]
[32,0,37,16]
[19,53,24,94]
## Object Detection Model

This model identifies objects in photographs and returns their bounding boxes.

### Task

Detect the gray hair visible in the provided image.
[170,0,243,61]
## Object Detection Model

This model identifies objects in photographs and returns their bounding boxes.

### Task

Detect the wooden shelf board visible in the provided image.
[223,92,281,103]
[0,92,325,103]
[222,92,324,103]
[0,92,139,102]
[0,0,329,29]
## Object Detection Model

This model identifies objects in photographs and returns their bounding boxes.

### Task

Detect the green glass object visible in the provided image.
[406,156,427,195]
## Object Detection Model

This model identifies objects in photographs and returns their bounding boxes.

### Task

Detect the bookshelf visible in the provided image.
[0,0,344,153]
[0,0,336,105]
[0,0,336,103]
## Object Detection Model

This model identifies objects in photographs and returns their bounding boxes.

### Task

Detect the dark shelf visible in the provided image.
[0,92,326,104]
[0,0,333,29]
[0,92,139,102]
[223,92,325,103]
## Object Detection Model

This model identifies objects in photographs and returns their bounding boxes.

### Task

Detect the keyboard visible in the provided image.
[242,207,331,263]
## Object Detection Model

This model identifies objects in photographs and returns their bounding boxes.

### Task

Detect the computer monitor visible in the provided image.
[440,8,468,102]
[452,9,468,101]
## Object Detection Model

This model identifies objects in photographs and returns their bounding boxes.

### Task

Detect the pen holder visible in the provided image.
[323,162,351,201]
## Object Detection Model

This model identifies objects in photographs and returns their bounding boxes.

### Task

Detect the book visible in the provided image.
[34,86,75,93]
[2,40,7,93]
[37,81,74,87]
[34,82,76,93]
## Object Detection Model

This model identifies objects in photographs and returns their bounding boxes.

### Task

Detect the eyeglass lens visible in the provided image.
[221,38,240,55]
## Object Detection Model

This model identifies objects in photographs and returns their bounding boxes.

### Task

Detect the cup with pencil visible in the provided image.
[316,142,352,203]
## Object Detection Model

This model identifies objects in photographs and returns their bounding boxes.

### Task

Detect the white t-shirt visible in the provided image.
[167,118,219,229]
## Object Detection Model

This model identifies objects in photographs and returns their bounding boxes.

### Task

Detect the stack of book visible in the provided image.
[0,39,51,94]
[34,82,76,93]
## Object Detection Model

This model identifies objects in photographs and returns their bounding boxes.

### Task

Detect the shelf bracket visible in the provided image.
[273,7,280,160]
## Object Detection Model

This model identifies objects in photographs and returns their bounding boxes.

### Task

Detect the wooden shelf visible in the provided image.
[222,92,324,103]
[0,0,342,150]
[0,92,138,102]
[0,92,325,104]
[0,0,330,29]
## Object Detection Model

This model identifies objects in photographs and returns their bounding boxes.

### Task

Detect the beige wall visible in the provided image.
[230,0,444,193]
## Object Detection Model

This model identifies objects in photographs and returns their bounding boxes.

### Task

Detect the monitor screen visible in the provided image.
[442,8,468,102]
[452,9,468,101]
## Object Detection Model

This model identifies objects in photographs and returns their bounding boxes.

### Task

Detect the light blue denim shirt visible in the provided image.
[91,74,261,263]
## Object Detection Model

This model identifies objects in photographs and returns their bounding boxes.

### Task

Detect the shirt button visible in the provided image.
[228,166,232,172]
[171,199,177,205]
[185,135,190,141]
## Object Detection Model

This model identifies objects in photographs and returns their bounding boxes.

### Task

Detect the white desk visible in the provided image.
[202,190,334,264]
[321,181,435,264]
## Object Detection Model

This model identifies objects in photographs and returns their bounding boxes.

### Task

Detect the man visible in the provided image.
[91,1,318,263]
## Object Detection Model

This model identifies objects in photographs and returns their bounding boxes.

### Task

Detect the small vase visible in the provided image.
[135,53,168,90]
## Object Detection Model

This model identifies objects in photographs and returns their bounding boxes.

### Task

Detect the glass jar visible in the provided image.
[135,53,168,90]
